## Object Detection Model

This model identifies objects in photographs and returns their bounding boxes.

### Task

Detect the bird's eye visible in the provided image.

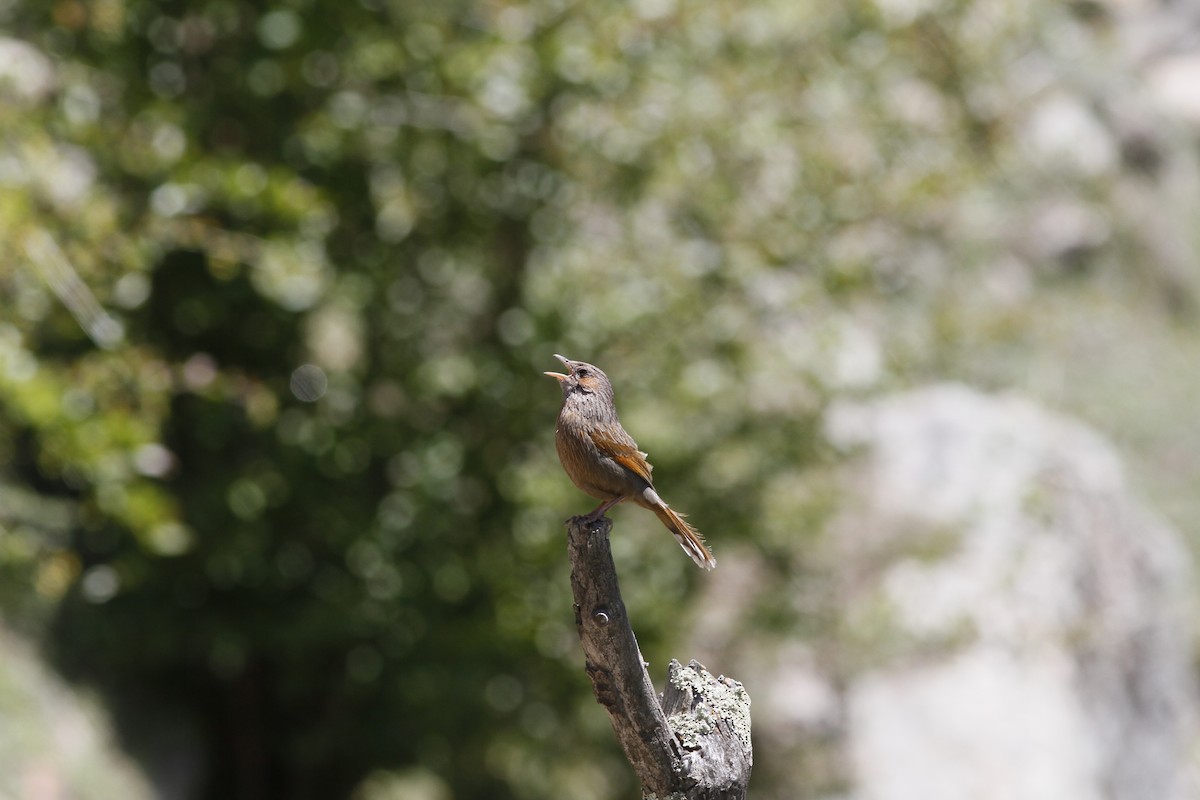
[576,367,589,377]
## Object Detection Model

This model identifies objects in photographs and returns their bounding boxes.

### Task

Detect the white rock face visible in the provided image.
[825,386,1199,800]
[0,627,153,800]
[847,647,1098,800]
[693,385,1199,800]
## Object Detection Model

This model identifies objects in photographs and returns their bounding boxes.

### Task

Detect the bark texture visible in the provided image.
[566,516,752,799]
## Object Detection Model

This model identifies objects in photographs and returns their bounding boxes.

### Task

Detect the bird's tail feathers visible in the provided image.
[652,503,716,571]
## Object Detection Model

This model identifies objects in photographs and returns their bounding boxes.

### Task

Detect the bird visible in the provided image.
[545,354,715,570]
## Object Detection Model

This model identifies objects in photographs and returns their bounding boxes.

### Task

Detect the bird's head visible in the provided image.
[545,354,613,400]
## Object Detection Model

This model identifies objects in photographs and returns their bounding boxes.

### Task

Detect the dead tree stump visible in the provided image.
[565,516,752,799]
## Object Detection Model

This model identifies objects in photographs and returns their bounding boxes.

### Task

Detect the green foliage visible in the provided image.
[1,0,1194,797]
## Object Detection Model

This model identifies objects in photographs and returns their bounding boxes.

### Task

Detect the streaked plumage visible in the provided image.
[545,355,715,570]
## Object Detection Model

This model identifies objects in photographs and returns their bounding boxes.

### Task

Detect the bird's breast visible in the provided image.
[555,410,637,499]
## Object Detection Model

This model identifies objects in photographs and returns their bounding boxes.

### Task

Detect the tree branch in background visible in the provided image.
[565,517,753,799]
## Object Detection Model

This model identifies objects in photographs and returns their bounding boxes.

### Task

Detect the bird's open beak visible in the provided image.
[544,353,571,381]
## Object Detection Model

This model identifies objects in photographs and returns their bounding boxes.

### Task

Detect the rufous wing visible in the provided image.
[588,426,654,485]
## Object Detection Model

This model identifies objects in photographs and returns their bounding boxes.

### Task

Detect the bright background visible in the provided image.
[3,0,1200,798]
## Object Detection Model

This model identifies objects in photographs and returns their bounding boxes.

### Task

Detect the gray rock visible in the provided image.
[826,386,1199,800]
[693,386,1199,800]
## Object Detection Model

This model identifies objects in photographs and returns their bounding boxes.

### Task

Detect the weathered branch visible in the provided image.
[566,516,752,799]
